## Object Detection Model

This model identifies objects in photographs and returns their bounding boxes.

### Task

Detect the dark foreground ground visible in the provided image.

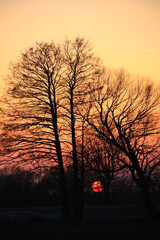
[0,206,160,240]
[1,219,160,240]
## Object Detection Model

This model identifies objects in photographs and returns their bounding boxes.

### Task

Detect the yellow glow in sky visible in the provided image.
[0,0,160,93]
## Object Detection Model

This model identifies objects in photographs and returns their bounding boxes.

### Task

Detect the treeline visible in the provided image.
[0,166,159,208]
[0,167,59,207]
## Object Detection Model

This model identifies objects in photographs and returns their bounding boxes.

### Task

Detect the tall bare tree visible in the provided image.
[0,42,71,220]
[84,69,160,217]
[62,37,101,220]
[0,38,102,221]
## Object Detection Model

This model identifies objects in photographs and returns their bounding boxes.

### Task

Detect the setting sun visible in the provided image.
[92,181,103,193]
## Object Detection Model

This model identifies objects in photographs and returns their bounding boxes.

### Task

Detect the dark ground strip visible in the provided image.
[0,219,160,240]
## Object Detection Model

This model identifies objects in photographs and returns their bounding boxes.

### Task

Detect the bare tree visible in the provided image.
[84,69,160,217]
[0,42,71,220]
[0,38,102,221]
[62,37,101,220]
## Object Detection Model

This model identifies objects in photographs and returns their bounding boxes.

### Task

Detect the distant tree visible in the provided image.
[34,167,60,206]
[83,138,127,204]
[84,70,160,217]
[0,167,35,207]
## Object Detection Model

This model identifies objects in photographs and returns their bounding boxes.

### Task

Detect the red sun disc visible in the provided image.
[92,181,103,192]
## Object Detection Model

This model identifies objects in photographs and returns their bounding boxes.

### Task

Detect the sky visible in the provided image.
[0,0,160,94]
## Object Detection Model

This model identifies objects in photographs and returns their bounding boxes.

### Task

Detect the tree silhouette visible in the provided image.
[61,38,101,220]
[0,38,159,220]
[83,138,127,204]
[0,42,71,220]
[84,69,160,217]
[0,38,101,221]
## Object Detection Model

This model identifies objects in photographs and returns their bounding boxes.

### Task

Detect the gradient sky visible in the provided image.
[0,0,160,94]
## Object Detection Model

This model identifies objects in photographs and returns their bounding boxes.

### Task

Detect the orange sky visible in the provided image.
[0,0,160,94]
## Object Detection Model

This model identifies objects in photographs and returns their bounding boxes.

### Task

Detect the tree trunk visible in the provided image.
[54,123,72,221]
[79,122,85,220]
[48,85,71,221]
[140,184,155,218]
[59,164,72,220]
[129,151,155,218]
[70,91,81,221]
[131,165,155,218]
